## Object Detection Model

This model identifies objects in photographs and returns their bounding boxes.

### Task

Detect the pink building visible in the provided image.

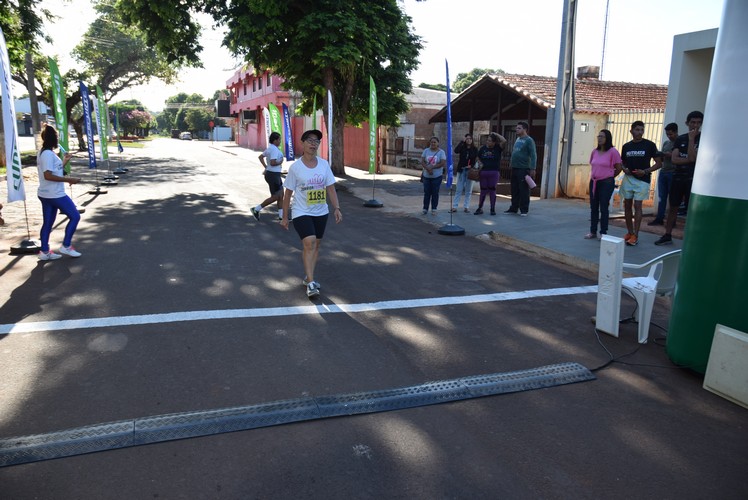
[225,66,372,170]
[226,66,294,151]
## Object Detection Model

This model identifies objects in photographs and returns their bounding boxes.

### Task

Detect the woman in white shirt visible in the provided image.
[280,129,343,298]
[36,125,83,260]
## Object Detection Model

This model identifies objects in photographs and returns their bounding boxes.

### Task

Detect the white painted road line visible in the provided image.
[0,286,597,335]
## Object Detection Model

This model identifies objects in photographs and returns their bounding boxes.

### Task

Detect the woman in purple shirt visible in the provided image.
[586,129,622,239]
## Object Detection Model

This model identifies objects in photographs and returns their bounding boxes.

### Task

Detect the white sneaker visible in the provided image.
[38,250,62,261]
[59,246,82,258]
[302,277,321,290]
[306,282,320,298]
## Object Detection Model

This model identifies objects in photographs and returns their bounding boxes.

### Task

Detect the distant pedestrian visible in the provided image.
[280,129,343,298]
[656,111,703,246]
[585,129,622,239]
[420,136,446,215]
[648,123,678,226]
[473,132,507,215]
[251,131,284,221]
[451,134,478,213]
[505,122,537,216]
[620,121,662,246]
[36,125,83,261]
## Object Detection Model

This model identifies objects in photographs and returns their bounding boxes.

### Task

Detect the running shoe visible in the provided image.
[302,277,321,290]
[251,207,260,221]
[626,234,638,246]
[59,246,82,257]
[655,234,673,246]
[38,251,62,261]
[306,282,320,298]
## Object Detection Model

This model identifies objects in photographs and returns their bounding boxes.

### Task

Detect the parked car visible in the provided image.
[179,132,192,141]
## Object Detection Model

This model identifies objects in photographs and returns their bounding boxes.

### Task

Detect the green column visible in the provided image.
[667,0,748,372]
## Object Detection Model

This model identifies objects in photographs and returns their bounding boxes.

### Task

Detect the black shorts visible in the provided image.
[669,176,693,207]
[293,214,329,240]
[264,171,283,195]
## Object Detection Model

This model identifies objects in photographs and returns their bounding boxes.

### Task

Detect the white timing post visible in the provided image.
[596,235,624,338]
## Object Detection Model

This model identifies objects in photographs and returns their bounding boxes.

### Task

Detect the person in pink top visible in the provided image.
[586,129,622,239]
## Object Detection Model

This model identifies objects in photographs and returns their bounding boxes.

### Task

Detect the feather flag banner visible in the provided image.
[48,58,69,170]
[282,103,294,161]
[1,28,24,202]
[369,76,377,174]
[79,82,97,169]
[445,60,454,189]
[327,90,333,162]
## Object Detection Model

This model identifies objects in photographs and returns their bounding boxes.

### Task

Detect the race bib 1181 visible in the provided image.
[307,189,326,204]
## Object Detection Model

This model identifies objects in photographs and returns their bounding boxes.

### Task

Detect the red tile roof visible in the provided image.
[490,73,667,112]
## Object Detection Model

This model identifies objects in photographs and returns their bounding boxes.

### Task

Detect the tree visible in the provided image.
[452,67,504,93]
[119,108,153,137]
[418,82,448,92]
[115,0,422,175]
[0,0,50,68]
[6,2,182,149]
[184,108,213,132]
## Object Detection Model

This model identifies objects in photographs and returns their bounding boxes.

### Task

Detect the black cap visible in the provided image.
[301,129,323,142]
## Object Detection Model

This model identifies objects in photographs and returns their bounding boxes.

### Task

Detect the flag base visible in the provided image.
[10,239,41,255]
[363,199,383,208]
[88,186,108,195]
[438,224,465,236]
[112,168,128,174]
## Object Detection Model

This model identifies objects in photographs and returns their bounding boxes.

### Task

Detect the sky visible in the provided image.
[32,0,725,113]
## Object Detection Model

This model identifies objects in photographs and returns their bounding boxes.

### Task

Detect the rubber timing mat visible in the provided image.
[0,362,594,467]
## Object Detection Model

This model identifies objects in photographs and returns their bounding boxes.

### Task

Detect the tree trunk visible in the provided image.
[24,49,42,151]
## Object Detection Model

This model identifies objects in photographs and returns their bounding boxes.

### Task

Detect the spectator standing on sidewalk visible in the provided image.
[505,122,536,216]
[656,111,703,246]
[619,120,662,246]
[451,134,478,213]
[474,132,507,215]
[280,129,342,298]
[420,136,446,215]
[36,125,83,261]
[648,122,678,226]
[251,131,284,221]
[585,129,622,239]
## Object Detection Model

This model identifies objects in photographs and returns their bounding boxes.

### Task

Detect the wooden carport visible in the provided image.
[429,73,552,195]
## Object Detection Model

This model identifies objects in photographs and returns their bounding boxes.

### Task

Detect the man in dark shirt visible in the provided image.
[655,111,703,245]
[620,121,662,246]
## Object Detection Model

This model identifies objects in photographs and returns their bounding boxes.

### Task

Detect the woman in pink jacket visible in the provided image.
[586,129,622,239]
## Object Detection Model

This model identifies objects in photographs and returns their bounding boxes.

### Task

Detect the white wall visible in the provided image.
[664,29,717,131]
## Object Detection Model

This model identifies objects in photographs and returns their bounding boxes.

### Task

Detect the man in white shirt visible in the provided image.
[251,132,285,221]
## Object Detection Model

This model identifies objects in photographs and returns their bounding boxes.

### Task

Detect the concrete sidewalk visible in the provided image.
[211,141,682,272]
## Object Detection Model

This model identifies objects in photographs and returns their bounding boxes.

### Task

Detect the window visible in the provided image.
[243,83,246,95]
[253,79,256,92]
[267,74,271,87]
[258,76,262,90]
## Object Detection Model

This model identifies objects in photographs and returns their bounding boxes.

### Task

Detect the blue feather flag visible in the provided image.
[445,60,453,188]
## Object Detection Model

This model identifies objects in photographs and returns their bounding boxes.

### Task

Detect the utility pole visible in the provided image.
[544,0,577,199]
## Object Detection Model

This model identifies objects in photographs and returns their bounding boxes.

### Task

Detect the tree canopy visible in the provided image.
[155,92,227,133]
[114,0,422,174]
[418,82,448,92]
[0,0,50,68]
[452,67,504,93]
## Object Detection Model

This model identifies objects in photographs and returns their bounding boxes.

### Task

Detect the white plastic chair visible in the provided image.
[621,250,682,343]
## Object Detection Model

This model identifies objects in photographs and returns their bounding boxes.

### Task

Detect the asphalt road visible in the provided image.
[1,139,746,499]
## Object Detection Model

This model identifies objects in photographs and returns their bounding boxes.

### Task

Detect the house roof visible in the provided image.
[429,73,668,122]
